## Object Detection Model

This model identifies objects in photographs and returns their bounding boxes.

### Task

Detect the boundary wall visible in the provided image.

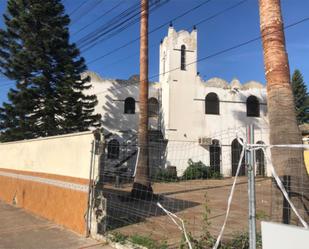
[0,131,99,234]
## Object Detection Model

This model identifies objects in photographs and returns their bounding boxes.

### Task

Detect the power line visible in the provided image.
[1,16,307,131]
[72,1,124,36]
[69,0,88,16]
[95,0,249,68]
[0,1,163,91]
[80,0,168,52]
[87,0,214,65]
[92,16,309,96]
[78,0,168,51]
[76,1,142,46]
[70,0,105,26]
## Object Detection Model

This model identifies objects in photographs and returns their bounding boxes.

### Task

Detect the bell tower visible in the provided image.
[159,25,198,139]
[159,24,197,83]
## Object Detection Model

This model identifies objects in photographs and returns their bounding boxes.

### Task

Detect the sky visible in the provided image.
[0,0,308,104]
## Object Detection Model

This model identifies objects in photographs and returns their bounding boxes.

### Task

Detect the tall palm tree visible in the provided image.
[131,0,153,199]
[259,0,309,223]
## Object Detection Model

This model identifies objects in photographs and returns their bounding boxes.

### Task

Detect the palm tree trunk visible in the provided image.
[259,0,309,224]
[131,0,153,199]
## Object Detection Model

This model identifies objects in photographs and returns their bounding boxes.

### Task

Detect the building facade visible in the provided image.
[86,26,270,178]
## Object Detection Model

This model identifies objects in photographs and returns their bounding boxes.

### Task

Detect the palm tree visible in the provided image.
[259,0,309,223]
[131,0,153,199]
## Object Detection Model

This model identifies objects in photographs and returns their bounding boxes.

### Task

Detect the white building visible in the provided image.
[86,26,270,178]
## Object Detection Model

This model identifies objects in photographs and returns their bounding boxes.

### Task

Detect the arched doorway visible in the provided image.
[256,141,265,176]
[209,139,221,174]
[231,138,246,176]
[148,97,159,117]
[107,139,120,159]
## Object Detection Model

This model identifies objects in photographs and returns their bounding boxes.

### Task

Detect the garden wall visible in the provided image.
[0,131,99,234]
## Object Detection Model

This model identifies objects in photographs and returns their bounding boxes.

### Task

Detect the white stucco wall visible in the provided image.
[0,131,97,179]
[159,27,271,176]
[84,27,271,177]
[85,73,161,135]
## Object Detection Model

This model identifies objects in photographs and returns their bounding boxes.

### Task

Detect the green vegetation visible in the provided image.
[0,0,101,142]
[154,167,178,182]
[220,232,262,249]
[130,234,168,249]
[110,232,128,245]
[291,69,309,124]
[256,210,269,221]
[110,232,167,249]
[179,194,262,249]
[182,159,222,180]
[153,160,223,182]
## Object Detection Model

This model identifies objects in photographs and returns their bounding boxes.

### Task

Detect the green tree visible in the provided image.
[291,69,309,124]
[0,0,101,142]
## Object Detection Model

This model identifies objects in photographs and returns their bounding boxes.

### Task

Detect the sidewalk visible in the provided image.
[0,201,113,249]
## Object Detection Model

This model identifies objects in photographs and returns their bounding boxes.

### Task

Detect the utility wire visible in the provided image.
[92,16,309,96]
[80,0,168,52]
[70,0,105,26]
[78,0,167,51]
[76,1,142,46]
[69,0,88,16]
[72,1,124,36]
[1,6,308,94]
[79,1,149,48]
[87,0,214,64]
[94,0,249,67]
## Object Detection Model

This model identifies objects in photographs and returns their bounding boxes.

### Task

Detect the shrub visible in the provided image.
[182,159,223,180]
[182,159,209,180]
[208,168,223,179]
[222,232,262,249]
[153,167,178,182]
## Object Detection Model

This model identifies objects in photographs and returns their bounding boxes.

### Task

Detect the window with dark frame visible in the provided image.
[205,93,220,115]
[181,45,186,70]
[107,139,120,159]
[246,95,260,117]
[124,97,135,114]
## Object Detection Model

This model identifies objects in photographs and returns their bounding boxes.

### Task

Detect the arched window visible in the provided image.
[124,97,135,114]
[205,93,220,115]
[231,138,246,176]
[107,139,120,159]
[247,95,260,117]
[148,97,159,117]
[181,45,186,71]
[209,139,221,174]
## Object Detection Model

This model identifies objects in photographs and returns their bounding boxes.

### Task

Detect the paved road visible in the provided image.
[0,201,113,249]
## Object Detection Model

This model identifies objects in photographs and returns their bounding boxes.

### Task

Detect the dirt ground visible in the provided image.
[102,177,272,247]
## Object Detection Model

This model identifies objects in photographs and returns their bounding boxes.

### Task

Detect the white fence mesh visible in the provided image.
[93,126,309,248]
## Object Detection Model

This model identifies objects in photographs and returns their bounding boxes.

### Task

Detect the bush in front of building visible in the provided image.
[153,166,178,182]
[182,159,209,180]
[182,159,222,180]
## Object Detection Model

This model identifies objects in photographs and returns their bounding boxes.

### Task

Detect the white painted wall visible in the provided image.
[0,131,97,179]
[85,73,161,135]
[159,27,270,176]
[85,27,271,177]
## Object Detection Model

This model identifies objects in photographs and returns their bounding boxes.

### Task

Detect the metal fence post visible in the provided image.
[247,124,257,249]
